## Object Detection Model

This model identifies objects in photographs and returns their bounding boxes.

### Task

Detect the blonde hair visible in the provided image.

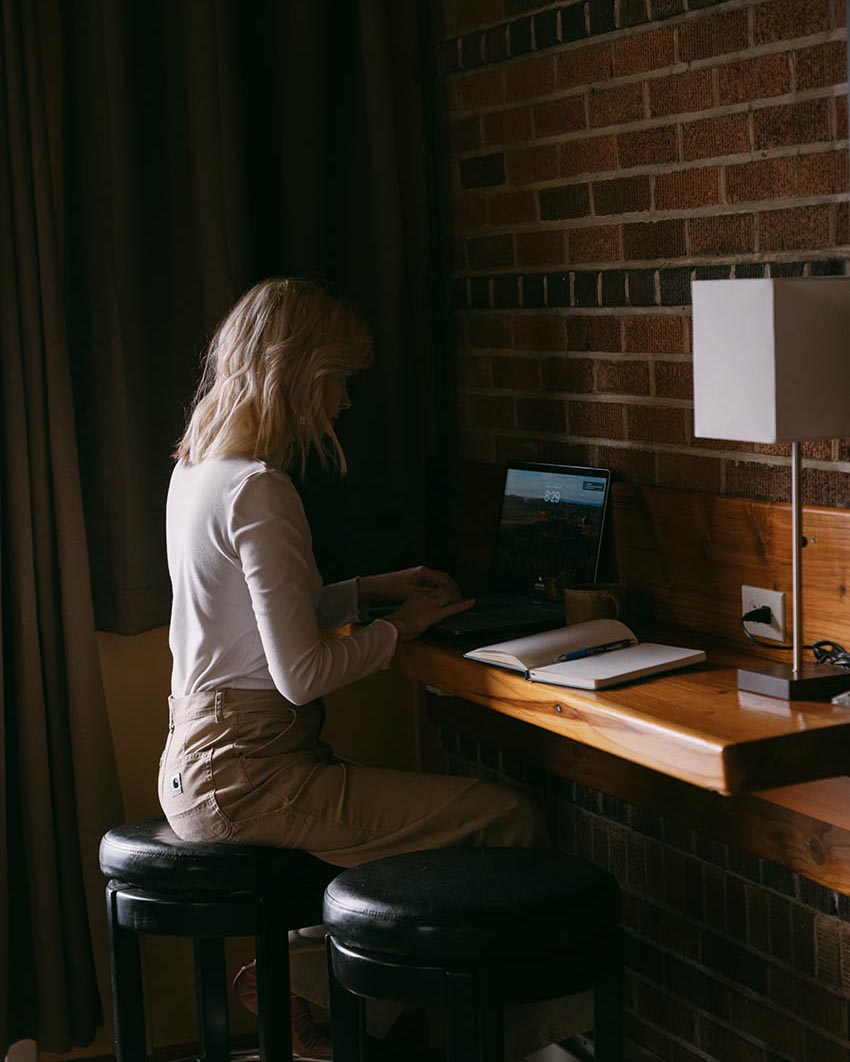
[176,278,373,474]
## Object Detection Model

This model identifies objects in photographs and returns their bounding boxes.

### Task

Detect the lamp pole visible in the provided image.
[791,441,803,674]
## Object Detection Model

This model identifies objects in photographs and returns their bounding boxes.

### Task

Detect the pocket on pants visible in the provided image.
[160,749,232,842]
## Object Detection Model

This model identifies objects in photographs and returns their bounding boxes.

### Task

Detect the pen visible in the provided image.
[558,638,636,662]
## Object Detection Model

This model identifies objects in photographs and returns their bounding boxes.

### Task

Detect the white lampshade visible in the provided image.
[693,277,850,444]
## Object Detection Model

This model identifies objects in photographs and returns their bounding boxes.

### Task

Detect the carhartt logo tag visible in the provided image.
[170,773,183,794]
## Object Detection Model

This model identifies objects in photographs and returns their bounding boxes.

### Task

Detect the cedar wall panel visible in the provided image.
[424,0,850,504]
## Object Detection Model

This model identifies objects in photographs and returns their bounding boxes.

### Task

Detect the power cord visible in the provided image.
[740,606,850,669]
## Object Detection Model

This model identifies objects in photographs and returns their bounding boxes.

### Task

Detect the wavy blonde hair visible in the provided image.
[176,278,373,474]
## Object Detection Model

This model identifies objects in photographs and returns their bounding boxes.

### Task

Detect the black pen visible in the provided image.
[558,638,636,662]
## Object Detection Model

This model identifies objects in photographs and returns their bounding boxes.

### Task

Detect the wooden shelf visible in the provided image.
[397,639,850,796]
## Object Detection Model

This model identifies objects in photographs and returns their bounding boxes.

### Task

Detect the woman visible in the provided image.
[161,278,590,1060]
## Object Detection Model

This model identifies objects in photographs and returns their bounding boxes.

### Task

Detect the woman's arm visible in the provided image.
[230,470,398,705]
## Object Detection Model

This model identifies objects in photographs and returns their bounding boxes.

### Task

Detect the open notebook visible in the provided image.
[464,618,705,690]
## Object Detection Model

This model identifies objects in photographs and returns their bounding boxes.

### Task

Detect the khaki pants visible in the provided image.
[159,689,592,1058]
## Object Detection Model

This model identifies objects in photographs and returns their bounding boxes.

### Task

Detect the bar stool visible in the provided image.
[99,817,338,1062]
[323,847,622,1062]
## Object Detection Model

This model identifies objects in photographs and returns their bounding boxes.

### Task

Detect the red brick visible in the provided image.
[753,99,832,151]
[688,214,754,255]
[557,44,613,89]
[560,136,619,178]
[758,204,832,251]
[506,144,558,185]
[655,167,721,210]
[796,41,848,91]
[467,234,514,269]
[457,354,493,387]
[545,357,595,393]
[655,360,693,399]
[458,430,496,462]
[802,439,832,460]
[594,176,652,215]
[753,0,830,44]
[504,55,557,102]
[716,53,792,107]
[487,190,537,226]
[567,315,622,352]
[612,29,675,77]
[569,400,627,439]
[449,67,504,112]
[467,314,512,348]
[598,445,656,483]
[533,97,586,138]
[596,359,651,395]
[679,10,749,63]
[493,355,541,390]
[516,230,565,266]
[539,182,592,220]
[444,0,504,34]
[568,224,622,262]
[517,397,566,432]
[726,157,798,203]
[836,202,849,245]
[512,314,566,350]
[618,126,678,169]
[622,220,687,260]
[682,113,750,161]
[482,106,533,145]
[623,316,686,354]
[799,151,849,197]
[837,95,848,139]
[450,194,488,231]
[495,435,542,463]
[648,69,714,118]
[588,83,645,129]
[838,0,848,26]
[443,116,482,153]
[627,404,689,444]
[468,394,515,429]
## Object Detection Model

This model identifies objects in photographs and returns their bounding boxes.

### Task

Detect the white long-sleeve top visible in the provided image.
[167,456,398,702]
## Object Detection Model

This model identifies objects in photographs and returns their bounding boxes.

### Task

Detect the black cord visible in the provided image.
[739,608,850,669]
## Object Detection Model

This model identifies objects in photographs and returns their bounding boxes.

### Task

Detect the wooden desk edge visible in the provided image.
[394,639,850,893]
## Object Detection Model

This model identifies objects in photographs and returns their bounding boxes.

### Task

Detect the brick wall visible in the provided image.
[424,0,850,504]
[440,725,850,1062]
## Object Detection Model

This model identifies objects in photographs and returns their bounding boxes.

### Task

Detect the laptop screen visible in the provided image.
[494,463,611,599]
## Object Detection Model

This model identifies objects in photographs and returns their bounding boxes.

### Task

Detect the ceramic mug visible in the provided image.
[563,583,628,625]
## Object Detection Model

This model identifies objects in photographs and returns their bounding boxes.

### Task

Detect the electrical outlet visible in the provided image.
[741,585,786,641]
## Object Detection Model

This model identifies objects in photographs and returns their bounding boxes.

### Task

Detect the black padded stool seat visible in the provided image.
[100,817,338,1062]
[323,847,623,1062]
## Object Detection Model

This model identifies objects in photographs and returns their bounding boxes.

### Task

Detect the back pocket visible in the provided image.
[161,749,232,842]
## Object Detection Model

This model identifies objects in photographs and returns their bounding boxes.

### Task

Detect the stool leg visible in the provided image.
[445,971,486,1062]
[327,936,367,1062]
[479,1003,504,1062]
[255,901,293,1062]
[106,885,147,1062]
[593,936,624,1062]
[194,937,230,1062]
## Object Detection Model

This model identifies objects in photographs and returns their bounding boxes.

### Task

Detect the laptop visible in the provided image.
[431,462,611,640]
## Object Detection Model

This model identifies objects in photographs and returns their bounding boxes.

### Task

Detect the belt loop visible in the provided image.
[167,696,175,733]
[214,689,223,722]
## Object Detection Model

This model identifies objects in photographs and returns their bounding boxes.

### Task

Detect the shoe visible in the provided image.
[232,961,333,1060]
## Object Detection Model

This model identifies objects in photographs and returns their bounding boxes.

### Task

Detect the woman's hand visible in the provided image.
[358,566,463,603]
[384,587,475,642]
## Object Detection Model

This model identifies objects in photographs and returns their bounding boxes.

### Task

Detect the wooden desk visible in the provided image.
[396,639,850,892]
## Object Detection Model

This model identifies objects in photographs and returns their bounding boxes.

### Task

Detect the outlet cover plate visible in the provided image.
[741,585,786,642]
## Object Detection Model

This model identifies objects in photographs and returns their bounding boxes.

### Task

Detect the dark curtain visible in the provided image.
[0,0,124,1053]
[63,0,433,633]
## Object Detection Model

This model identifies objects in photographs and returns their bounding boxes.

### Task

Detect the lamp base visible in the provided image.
[737,661,850,700]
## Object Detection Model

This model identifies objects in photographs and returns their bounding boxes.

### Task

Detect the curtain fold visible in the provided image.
[63,0,432,631]
[0,0,124,1053]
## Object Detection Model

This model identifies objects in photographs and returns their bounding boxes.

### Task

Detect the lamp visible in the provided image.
[692,276,850,700]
